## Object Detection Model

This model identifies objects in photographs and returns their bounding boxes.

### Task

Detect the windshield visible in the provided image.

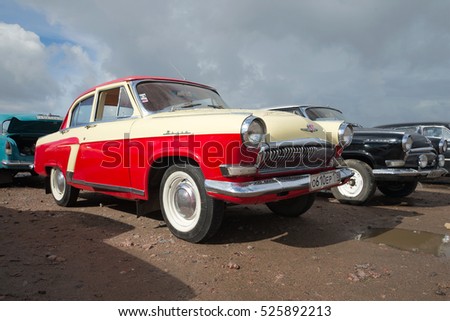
[305,107,346,121]
[136,82,228,113]
[422,126,450,139]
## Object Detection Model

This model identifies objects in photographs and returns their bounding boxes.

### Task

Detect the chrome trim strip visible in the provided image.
[1,160,33,166]
[261,138,331,150]
[410,147,437,153]
[220,165,258,177]
[205,168,353,198]
[385,160,406,167]
[66,172,145,196]
[373,168,448,178]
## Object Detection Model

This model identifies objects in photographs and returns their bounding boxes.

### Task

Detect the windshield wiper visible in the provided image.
[208,104,225,109]
[171,102,202,111]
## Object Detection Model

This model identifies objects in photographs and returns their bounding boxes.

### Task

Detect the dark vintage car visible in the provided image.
[376,122,450,174]
[267,106,448,205]
[0,114,63,184]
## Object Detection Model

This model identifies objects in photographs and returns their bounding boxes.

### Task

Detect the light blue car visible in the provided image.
[0,113,62,184]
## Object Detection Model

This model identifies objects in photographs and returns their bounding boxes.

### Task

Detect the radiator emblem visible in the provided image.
[301,123,318,133]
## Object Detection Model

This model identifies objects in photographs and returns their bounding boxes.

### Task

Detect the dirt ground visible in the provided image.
[0,175,449,301]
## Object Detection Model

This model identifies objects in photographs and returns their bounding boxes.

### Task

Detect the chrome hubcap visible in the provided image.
[50,168,66,201]
[162,170,201,233]
[54,170,65,194]
[174,181,197,219]
[337,169,363,197]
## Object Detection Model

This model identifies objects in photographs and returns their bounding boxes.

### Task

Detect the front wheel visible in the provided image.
[160,164,224,243]
[377,181,418,198]
[331,159,376,205]
[50,167,79,206]
[266,193,316,217]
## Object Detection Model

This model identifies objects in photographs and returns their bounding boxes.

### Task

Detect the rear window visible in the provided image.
[70,96,94,127]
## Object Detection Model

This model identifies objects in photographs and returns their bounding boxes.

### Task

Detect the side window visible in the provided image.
[70,96,94,127]
[118,87,134,118]
[442,128,450,140]
[95,87,133,122]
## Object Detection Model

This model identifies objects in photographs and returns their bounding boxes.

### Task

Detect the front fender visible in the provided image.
[341,150,376,168]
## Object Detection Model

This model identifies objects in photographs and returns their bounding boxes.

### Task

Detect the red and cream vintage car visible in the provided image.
[34,76,353,242]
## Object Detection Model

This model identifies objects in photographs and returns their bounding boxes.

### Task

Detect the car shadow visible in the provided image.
[209,195,424,247]
[39,184,448,249]
[2,174,45,189]
[0,206,194,300]
[317,185,450,208]
[75,192,138,214]
[76,192,165,221]
[366,189,450,208]
[213,185,449,247]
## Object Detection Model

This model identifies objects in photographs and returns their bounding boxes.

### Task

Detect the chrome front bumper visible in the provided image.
[205,168,353,198]
[373,167,448,180]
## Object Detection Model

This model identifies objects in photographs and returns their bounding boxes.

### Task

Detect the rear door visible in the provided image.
[72,84,141,196]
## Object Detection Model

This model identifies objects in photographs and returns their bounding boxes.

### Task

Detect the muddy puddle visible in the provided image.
[360,228,450,257]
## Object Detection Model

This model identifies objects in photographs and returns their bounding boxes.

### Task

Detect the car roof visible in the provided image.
[377,122,450,129]
[75,75,217,101]
[267,105,342,112]
[267,105,308,110]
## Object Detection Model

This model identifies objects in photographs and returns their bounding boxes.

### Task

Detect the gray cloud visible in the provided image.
[0,22,60,111]
[3,0,450,125]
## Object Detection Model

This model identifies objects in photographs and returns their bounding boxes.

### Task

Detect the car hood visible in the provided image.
[354,127,432,148]
[147,108,332,144]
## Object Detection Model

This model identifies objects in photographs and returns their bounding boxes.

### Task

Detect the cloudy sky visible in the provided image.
[1,0,450,126]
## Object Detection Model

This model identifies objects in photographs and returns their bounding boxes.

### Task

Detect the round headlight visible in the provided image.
[439,138,448,153]
[402,134,413,152]
[438,154,446,168]
[241,116,266,148]
[338,122,353,147]
[418,154,428,168]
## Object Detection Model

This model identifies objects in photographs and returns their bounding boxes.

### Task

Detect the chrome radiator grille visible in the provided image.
[257,145,335,172]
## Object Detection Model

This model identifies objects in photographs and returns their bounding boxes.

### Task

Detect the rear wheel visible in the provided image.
[50,167,79,206]
[377,181,418,198]
[331,159,376,205]
[266,193,316,217]
[160,164,224,243]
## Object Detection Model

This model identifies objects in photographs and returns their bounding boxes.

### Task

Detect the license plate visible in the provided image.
[309,171,341,191]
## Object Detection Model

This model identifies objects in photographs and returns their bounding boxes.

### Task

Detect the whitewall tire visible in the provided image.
[160,164,224,243]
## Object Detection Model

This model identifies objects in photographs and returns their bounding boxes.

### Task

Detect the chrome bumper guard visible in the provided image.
[205,168,353,198]
[1,160,34,169]
[373,167,448,179]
